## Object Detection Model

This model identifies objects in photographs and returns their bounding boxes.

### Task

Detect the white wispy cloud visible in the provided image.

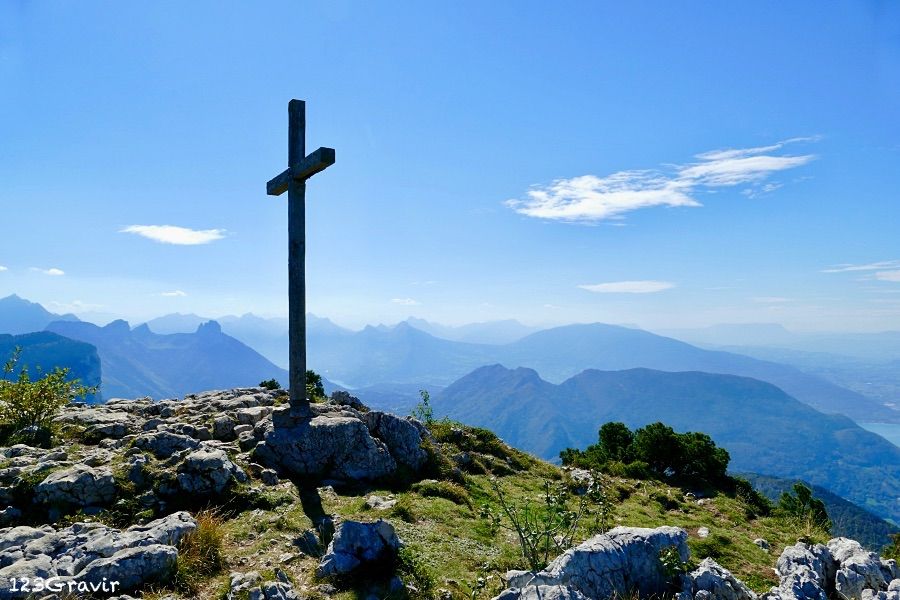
[391,298,420,306]
[161,290,187,297]
[0,265,7,272]
[822,260,900,273]
[875,270,900,283]
[121,225,226,245]
[506,137,817,223]
[578,280,675,294]
[31,267,65,276]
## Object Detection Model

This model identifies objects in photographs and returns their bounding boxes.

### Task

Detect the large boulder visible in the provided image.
[254,409,397,481]
[34,465,116,508]
[362,411,430,472]
[317,519,401,578]
[764,542,834,600]
[495,526,689,600]
[132,431,200,459]
[828,538,889,600]
[688,558,757,600]
[77,544,178,592]
[174,448,247,495]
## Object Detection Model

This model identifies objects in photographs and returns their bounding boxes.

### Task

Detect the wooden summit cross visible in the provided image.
[266,99,335,417]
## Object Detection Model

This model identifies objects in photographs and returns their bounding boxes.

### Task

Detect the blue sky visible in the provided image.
[1,1,899,331]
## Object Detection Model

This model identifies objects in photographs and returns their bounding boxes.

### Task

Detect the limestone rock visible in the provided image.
[689,558,757,600]
[0,512,196,599]
[227,570,302,600]
[329,390,368,412]
[34,465,116,508]
[255,409,397,481]
[365,495,397,510]
[175,447,247,495]
[132,431,200,459]
[494,585,590,600]
[495,526,689,600]
[764,542,834,600]
[78,544,178,592]
[829,538,888,600]
[362,411,430,472]
[317,519,401,578]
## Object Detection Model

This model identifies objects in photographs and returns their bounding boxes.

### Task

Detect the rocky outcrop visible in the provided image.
[173,448,248,495]
[828,538,898,600]
[496,526,689,600]
[362,411,432,472]
[0,512,196,599]
[254,402,434,482]
[764,539,900,600]
[34,465,116,509]
[317,519,401,578]
[227,570,301,600]
[686,558,757,600]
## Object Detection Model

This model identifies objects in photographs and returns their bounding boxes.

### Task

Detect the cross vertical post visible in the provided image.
[266,99,335,420]
[287,100,308,414]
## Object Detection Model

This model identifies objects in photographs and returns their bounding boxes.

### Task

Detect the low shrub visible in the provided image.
[173,511,225,595]
[0,348,96,447]
[412,480,472,508]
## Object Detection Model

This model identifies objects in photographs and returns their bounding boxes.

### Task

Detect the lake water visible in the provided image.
[861,423,900,448]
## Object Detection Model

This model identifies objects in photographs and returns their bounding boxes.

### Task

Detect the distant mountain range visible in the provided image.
[307,321,898,423]
[143,313,538,367]
[0,331,101,401]
[434,364,900,525]
[3,295,897,423]
[403,317,540,344]
[0,294,79,335]
[659,322,900,362]
[45,319,287,399]
[144,312,343,369]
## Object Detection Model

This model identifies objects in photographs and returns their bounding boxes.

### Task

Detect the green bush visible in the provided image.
[396,546,436,597]
[306,369,325,401]
[777,483,831,535]
[390,497,418,523]
[411,389,434,425]
[691,533,733,560]
[729,476,772,519]
[883,533,900,561]
[0,348,95,447]
[561,421,730,487]
[650,490,682,512]
[481,476,608,571]
[412,480,472,508]
[259,378,281,390]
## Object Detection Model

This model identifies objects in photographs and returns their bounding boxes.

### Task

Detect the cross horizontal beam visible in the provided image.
[266,147,336,196]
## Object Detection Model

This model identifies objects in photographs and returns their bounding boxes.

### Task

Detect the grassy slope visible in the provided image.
[171,422,821,600]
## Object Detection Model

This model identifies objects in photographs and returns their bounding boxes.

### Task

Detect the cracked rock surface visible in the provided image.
[0,511,196,599]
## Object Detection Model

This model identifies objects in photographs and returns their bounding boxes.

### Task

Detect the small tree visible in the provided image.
[0,348,95,447]
[481,475,608,571]
[411,389,434,425]
[306,369,325,401]
[778,483,831,535]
